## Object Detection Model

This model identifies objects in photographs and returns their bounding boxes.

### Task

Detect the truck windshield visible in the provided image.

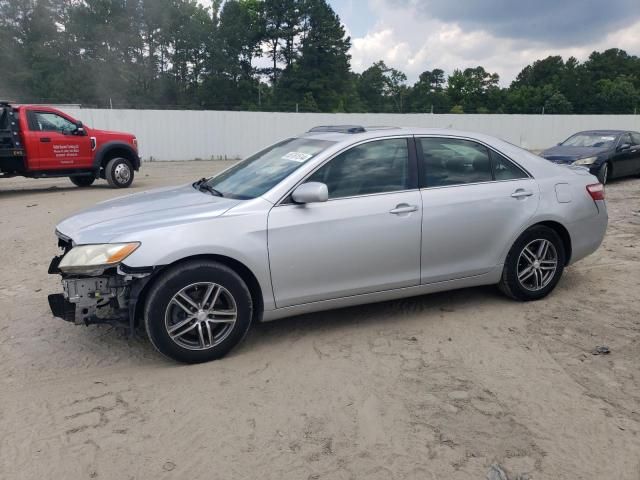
[201,138,334,199]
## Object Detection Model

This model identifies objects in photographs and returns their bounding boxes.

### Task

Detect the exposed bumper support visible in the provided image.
[48,267,151,330]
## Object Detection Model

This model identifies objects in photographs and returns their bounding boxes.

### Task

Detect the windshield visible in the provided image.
[561,133,617,148]
[202,138,334,199]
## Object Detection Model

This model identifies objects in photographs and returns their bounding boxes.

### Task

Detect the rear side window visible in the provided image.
[307,138,409,199]
[492,151,528,181]
[418,137,492,187]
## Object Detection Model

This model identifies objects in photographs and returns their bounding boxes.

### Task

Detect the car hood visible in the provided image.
[541,145,609,163]
[90,128,135,139]
[56,184,241,244]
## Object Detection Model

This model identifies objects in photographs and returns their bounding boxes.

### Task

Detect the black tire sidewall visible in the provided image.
[106,157,134,188]
[144,261,253,363]
[598,163,608,185]
[503,226,566,301]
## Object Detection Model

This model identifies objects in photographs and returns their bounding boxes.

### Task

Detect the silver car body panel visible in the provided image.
[54,127,608,322]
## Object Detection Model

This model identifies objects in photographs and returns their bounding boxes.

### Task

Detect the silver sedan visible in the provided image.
[48,126,608,363]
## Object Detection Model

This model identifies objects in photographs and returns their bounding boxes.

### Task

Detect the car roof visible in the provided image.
[299,126,505,144]
[575,130,628,135]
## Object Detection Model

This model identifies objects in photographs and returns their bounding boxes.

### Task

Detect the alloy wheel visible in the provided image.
[164,282,238,351]
[517,239,558,292]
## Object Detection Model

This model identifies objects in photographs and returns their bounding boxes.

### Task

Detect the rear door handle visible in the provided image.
[511,189,533,199]
[40,137,51,143]
[389,204,418,215]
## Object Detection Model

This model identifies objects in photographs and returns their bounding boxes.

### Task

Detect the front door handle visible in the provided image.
[389,204,418,215]
[40,137,51,143]
[511,189,533,199]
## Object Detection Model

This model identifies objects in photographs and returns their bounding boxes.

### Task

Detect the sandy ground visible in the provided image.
[0,161,639,480]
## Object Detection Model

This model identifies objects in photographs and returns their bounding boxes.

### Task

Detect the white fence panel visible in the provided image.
[60,108,640,161]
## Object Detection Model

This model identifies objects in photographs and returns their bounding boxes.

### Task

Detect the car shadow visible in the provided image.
[241,285,504,353]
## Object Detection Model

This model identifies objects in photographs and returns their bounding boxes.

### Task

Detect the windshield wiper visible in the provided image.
[194,178,224,197]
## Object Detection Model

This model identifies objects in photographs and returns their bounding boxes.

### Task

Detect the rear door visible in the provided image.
[26,110,92,170]
[417,136,539,284]
[267,137,422,307]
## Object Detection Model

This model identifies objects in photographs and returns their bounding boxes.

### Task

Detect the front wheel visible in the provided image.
[498,226,566,301]
[70,175,95,187]
[144,261,253,363]
[105,157,134,188]
[597,162,609,185]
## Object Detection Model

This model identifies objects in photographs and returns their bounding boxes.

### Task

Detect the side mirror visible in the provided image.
[292,182,328,204]
[74,121,86,136]
[617,143,631,152]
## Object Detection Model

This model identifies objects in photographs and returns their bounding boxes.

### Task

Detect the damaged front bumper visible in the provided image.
[47,238,152,330]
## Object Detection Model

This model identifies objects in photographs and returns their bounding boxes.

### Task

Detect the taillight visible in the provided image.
[586,183,605,201]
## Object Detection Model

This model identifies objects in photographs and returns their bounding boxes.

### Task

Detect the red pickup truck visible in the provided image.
[0,102,139,188]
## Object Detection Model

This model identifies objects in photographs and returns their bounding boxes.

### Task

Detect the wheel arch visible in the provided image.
[530,220,572,265]
[134,254,265,326]
[94,142,140,173]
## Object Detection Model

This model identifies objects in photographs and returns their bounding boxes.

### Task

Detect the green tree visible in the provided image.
[275,0,351,112]
[593,77,639,113]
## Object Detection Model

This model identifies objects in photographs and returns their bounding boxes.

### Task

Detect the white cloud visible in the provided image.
[347,1,640,85]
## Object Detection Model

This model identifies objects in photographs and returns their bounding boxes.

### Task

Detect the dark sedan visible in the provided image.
[541,130,640,184]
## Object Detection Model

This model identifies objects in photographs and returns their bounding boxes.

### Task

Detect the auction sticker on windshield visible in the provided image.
[282,152,313,162]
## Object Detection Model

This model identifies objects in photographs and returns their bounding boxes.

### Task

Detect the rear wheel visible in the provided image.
[69,175,95,187]
[144,261,253,363]
[105,157,134,188]
[499,225,566,301]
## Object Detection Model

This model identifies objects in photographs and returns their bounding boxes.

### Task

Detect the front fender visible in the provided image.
[115,200,276,311]
[93,141,140,171]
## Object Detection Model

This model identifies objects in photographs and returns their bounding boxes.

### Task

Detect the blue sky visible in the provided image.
[328,0,640,84]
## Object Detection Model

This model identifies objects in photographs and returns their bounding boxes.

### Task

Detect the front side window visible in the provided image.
[204,137,334,200]
[631,133,640,145]
[419,137,492,187]
[30,112,77,134]
[619,133,632,146]
[306,138,409,199]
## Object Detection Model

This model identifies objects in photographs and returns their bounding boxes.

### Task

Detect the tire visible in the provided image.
[597,162,609,185]
[70,175,95,187]
[144,260,253,363]
[105,157,134,188]
[498,225,566,302]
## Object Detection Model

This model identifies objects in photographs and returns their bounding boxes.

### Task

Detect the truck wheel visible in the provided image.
[70,176,95,187]
[105,157,134,188]
[144,260,253,363]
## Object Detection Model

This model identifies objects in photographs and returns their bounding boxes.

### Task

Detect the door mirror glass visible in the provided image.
[292,182,328,204]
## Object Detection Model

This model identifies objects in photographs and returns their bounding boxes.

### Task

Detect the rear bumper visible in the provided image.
[567,200,608,265]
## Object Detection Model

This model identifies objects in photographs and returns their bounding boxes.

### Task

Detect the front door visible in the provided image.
[417,136,540,284]
[267,137,422,308]
[27,110,92,170]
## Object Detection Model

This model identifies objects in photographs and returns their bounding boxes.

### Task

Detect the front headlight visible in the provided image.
[572,156,598,166]
[59,242,140,272]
